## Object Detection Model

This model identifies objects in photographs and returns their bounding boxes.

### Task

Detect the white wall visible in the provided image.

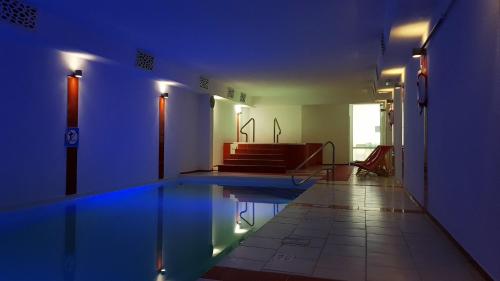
[164,91,212,178]
[245,106,302,143]
[302,104,350,164]
[393,89,403,183]
[212,101,237,166]
[0,9,212,208]
[403,60,425,203]
[403,0,500,278]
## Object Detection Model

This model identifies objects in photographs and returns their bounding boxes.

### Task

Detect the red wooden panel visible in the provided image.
[66,77,79,195]
[158,97,165,179]
[305,143,323,167]
[223,143,231,160]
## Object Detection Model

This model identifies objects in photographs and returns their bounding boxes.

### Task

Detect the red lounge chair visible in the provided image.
[351,145,393,176]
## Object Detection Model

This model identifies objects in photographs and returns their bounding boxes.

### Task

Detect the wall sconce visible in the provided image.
[69,70,83,78]
[160,93,169,99]
[394,82,403,90]
[412,48,427,58]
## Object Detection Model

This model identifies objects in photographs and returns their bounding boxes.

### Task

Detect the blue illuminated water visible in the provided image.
[0,183,303,281]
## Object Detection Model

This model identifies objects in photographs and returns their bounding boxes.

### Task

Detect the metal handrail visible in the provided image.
[291,141,335,186]
[239,202,255,226]
[240,118,255,142]
[273,118,282,143]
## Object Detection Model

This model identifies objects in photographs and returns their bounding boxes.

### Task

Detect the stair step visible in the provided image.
[224,159,286,165]
[235,148,284,154]
[218,164,287,173]
[229,153,285,160]
[237,144,287,150]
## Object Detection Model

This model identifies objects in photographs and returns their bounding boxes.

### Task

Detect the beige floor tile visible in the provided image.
[218,256,266,271]
[367,265,420,281]
[314,266,365,281]
[240,236,282,250]
[229,246,276,262]
[293,227,330,238]
[263,253,316,276]
[276,244,322,260]
[328,234,366,247]
[316,254,365,269]
[321,243,366,258]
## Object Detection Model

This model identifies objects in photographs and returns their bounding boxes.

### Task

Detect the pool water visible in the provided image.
[0,183,304,281]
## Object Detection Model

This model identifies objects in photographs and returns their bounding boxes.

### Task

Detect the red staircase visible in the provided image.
[218,144,287,173]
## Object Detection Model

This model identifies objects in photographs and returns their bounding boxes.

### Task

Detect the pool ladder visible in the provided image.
[291,141,335,186]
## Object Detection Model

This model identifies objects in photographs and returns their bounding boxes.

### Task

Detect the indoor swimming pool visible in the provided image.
[0,182,304,281]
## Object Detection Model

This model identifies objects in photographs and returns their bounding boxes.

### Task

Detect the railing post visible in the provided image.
[252,119,255,143]
[273,123,276,143]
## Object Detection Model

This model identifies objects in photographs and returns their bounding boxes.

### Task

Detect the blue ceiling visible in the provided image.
[32,0,387,98]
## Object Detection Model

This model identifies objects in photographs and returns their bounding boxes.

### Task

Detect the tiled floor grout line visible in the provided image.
[289,202,423,214]
[206,175,490,281]
[400,225,424,281]
[309,209,328,279]
[364,186,368,281]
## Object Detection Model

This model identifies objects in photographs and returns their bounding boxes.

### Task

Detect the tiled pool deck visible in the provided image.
[200,173,486,281]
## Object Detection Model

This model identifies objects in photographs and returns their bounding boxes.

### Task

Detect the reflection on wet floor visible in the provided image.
[205,176,486,281]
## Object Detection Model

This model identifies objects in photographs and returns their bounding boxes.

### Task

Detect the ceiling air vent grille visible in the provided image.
[135,50,154,71]
[199,77,209,90]
[0,0,37,30]
[380,32,386,55]
[240,93,247,103]
[227,87,235,99]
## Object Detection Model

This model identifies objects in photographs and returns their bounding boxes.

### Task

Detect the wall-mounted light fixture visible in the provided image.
[68,70,83,78]
[394,82,403,90]
[160,93,169,99]
[234,105,242,114]
[412,48,427,59]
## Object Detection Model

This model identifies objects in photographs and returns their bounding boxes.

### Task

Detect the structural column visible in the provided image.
[66,76,79,195]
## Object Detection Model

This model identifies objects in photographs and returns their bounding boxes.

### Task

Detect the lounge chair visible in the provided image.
[351,145,393,176]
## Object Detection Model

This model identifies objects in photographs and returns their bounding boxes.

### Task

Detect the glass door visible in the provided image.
[350,104,381,161]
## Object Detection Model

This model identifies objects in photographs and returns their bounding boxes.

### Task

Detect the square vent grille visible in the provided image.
[227,87,235,99]
[1,0,37,29]
[240,93,247,103]
[380,32,386,55]
[135,50,154,71]
[199,77,209,90]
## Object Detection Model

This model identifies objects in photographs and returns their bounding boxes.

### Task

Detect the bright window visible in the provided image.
[351,104,381,161]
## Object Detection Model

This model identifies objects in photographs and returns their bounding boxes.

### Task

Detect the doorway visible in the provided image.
[350,104,381,162]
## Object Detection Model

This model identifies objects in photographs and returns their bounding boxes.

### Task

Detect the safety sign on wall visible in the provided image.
[65,127,79,148]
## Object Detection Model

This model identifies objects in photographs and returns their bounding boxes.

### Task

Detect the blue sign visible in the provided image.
[65,128,79,148]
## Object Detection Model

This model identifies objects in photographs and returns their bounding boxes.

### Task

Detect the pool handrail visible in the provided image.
[273,118,282,143]
[291,141,335,186]
[240,118,255,142]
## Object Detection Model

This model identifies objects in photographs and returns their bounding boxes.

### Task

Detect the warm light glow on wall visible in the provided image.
[213,95,227,100]
[377,88,394,94]
[156,80,182,94]
[59,51,102,71]
[381,67,405,76]
[391,20,430,43]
